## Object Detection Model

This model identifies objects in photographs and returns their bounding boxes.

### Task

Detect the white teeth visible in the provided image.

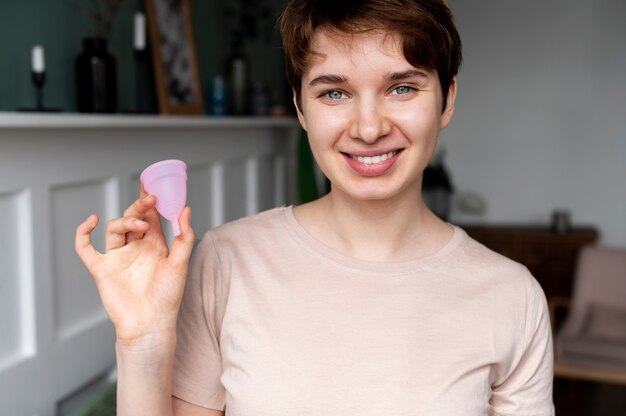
[352,151,397,165]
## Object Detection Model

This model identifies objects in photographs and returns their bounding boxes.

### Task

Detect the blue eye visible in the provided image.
[393,85,414,95]
[323,90,345,100]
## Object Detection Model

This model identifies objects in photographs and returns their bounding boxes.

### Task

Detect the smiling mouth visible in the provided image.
[345,150,400,165]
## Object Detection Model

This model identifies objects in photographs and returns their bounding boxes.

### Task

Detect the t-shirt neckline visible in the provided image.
[279,205,465,274]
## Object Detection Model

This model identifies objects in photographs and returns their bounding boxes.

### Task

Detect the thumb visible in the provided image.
[169,207,196,270]
[75,214,102,276]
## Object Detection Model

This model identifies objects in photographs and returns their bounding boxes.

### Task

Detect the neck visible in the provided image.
[297,188,452,262]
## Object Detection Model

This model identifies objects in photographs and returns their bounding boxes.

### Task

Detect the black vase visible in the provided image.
[75,38,117,113]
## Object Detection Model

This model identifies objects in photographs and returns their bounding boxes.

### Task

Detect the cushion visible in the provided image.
[585,304,626,342]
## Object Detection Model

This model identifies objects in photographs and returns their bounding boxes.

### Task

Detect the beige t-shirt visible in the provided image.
[172,207,555,415]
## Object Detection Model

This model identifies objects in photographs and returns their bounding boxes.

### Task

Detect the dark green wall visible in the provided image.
[0,0,288,113]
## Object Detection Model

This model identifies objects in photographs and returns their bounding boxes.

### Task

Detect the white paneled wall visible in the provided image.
[0,189,35,371]
[0,113,300,416]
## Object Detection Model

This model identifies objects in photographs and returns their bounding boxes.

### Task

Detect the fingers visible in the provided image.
[123,194,162,242]
[123,194,156,220]
[105,216,150,252]
[169,207,196,270]
[75,214,101,273]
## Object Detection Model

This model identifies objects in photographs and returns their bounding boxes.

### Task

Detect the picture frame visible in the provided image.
[145,0,205,115]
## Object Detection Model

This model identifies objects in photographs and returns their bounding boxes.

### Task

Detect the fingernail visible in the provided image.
[134,219,146,227]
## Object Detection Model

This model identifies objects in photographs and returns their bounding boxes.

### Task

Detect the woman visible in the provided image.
[75,0,555,414]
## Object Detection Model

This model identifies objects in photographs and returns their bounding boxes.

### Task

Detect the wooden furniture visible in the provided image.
[461,224,598,299]
[553,362,626,385]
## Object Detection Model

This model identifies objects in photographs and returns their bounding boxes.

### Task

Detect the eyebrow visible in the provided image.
[308,74,348,88]
[384,69,430,82]
[307,69,429,88]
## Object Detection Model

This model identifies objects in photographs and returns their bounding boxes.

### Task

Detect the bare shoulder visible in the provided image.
[173,396,225,416]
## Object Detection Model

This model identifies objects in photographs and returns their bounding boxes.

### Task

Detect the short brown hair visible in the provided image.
[278,0,462,112]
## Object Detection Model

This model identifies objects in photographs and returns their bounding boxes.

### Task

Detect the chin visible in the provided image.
[336,183,404,202]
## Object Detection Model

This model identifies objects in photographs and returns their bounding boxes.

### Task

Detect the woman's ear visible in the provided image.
[293,91,307,131]
[440,77,457,129]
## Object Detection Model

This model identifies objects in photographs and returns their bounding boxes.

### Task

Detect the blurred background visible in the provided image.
[445,0,625,248]
[0,0,625,415]
[0,0,292,115]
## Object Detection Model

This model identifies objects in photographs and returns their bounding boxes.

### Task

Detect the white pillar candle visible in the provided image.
[134,13,146,51]
[32,45,45,73]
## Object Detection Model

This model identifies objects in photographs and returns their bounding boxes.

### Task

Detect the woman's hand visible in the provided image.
[75,190,196,346]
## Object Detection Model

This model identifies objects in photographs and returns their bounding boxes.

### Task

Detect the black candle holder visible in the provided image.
[32,71,46,111]
[18,70,61,112]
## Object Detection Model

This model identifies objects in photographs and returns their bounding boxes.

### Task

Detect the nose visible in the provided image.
[349,97,391,143]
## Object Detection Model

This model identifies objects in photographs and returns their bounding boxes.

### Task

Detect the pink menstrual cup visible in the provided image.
[140,159,187,236]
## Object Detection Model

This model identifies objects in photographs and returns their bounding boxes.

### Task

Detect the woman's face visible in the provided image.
[296,29,456,203]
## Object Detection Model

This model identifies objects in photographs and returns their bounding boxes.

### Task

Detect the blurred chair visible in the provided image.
[550,245,626,385]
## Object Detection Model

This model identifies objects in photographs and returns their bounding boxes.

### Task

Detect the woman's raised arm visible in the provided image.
[75,190,196,416]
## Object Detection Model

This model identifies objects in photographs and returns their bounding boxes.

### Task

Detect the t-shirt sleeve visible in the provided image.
[172,231,227,410]
[490,275,555,416]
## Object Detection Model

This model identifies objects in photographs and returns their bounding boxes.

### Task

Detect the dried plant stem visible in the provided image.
[67,0,127,39]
